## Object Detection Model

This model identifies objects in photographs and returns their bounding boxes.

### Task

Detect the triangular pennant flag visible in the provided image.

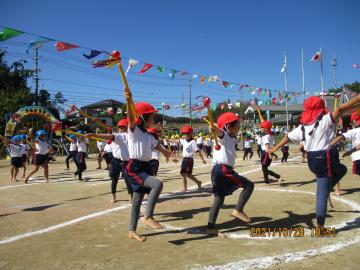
[235,102,241,108]
[353,64,360,69]
[168,70,177,80]
[55,41,80,52]
[83,50,102,59]
[93,58,119,68]
[222,81,229,88]
[106,55,117,69]
[200,76,206,84]
[192,74,198,79]
[0,27,24,41]
[125,59,139,75]
[26,37,53,53]
[156,66,165,72]
[208,75,218,82]
[219,103,225,110]
[138,63,153,75]
[180,71,189,76]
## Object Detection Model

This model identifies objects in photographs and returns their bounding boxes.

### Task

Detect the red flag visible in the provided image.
[163,104,170,110]
[138,63,153,75]
[55,41,79,51]
[310,51,321,62]
[92,58,119,68]
[222,81,229,88]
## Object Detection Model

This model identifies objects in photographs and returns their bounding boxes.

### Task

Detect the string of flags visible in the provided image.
[1,26,351,105]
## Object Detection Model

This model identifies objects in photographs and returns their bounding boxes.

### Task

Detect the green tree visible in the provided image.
[52,91,67,114]
[0,50,34,133]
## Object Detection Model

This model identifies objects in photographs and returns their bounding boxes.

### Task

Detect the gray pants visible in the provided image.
[208,181,254,229]
[129,176,163,231]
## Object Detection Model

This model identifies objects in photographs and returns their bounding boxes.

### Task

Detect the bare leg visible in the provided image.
[22,162,26,178]
[43,164,49,183]
[334,183,344,196]
[187,174,202,189]
[180,173,188,192]
[13,167,19,182]
[10,166,15,181]
[24,165,40,183]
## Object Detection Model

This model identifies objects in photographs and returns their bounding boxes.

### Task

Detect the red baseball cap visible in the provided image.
[117,118,129,127]
[135,102,158,116]
[180,125,193,133]
[259,120,273,130]
[217,112,240,129]
[107,139,112,144]
[351,110,360,126]
[147,127,158,134]
[301,96,328,125]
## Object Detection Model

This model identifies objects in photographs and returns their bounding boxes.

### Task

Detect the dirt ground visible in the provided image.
[0,145,359,270]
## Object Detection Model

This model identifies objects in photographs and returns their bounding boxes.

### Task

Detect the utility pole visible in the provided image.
[34,47,39,105]
[331,57,337,89]
[189,79,192,126]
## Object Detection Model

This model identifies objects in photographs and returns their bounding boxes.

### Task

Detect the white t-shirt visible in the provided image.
[77,140,88,153]
[151,147,159,160]
[180,138,199,158]
[205,139,213,147]
[244,140,253,149]
[8,144,24,157]
[196,137,204,145]
[104,143,112,153]
[97,141,105,151]
[128,126,158,161]
[342,127,360,161]
[255,135,262,145]
[287,114,335,152]
[261,134,275,151]
[112,133,129,161]
[20,143,29,155]
[212,132,237,167]
[35,140,50,155]
[69,142,77,152]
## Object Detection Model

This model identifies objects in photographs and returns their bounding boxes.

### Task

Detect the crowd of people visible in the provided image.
[3,94,360,241]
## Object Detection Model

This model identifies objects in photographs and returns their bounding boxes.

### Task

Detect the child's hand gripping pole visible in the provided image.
[111,51,137,118]
[202,96,221,150]
[63,129,107,142]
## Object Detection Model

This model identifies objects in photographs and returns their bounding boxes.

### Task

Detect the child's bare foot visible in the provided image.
[334,189,345,196]
[197,181,202,189]
[24,178,28,184]
[277,176,283,186]
[231,210,251,223]
[206,229,225,238]
[142,216,164,229]
[128,231,146,242]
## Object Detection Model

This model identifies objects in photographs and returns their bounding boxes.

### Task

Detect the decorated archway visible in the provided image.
[5,106,61,137]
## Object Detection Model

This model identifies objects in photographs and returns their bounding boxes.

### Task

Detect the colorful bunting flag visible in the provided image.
[235,102,241,108]
[83,50,102,59]
[26,37,53,53]
[353,64,360,69]
[0,27,24,41]
[138,63,153,75]
[55,41,80,52]
[222,81,229,88]
[180,71,189,76]
[208,75,218,82]
[92,58,119,68]
[156,66,165,72]
[200,76,206,84]
[168,70,177,80]
[192,74,198,79]
[125,59,139,75]
[163,104,170,110]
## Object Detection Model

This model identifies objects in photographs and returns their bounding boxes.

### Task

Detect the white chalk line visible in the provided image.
[0,156,298,245]
[160,187,360,240]
[199,235,360,270]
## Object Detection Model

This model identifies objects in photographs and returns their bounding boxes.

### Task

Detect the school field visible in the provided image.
[0,145,359,270]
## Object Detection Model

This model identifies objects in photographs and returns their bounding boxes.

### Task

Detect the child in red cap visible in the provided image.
[87,118,132,204]
[179,125,206,192]
[259,120,282,185]
[271,95,360,229]
[207,112,254,237]
[124,90,171,242]
[331,110,360,176]
[147,127,169,176]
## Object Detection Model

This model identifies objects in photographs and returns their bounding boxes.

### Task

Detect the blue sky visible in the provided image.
[0,0,359,117]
